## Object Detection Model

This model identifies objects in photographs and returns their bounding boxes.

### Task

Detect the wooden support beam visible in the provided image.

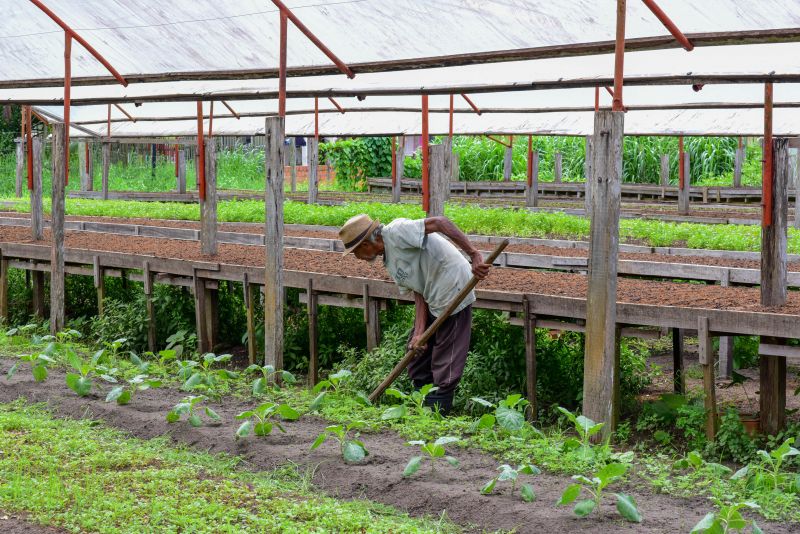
[264,116,285,371]
[697,316,718,440]
[393,136,404,203]
[244,274,257,365]
[306,279,319,385]
[144,261,156,352]
[660,154,670,187]
[177,150,187,194]
[101,142,110,200]
[795,149,800,230]
[193,272,210,354]
[363,283,381,351]
[718,269,734,379]
[526,150,539,208]
[734,146,744,188]
[523,297,537,421]
[679,152,690,215]
[204,284,219,353]
[15,140,23,198]
[307,137,319,204]
[554,152,563,183]
[429,144,448,217]
[50,123,66,334]
[200,140,218,255]
[503,144,513,182]
[583,110,623,439]
[584,137,593,213]
[760,137,789,435]
[31,270,45,319]
[31,136,43,241]
[0,254,8,324]
[672,327,685,394]
[93,256,104,316]
[290,138,297,193]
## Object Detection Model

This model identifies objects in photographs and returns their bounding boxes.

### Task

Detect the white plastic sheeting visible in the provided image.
[2,1,800,86]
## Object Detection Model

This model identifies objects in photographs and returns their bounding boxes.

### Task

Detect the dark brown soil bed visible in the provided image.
[2,225,799,315]
[0,512,67,533]
[2,366,794,534]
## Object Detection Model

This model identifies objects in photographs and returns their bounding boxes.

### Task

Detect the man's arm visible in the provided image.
[424,216,490,279]
[409,291,429,352]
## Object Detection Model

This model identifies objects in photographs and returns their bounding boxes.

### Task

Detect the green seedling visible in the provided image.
[177,353,238,393]
[403,437,460,476]
[309,369,354,411]
[471,394,532,434]
[66,350,118,397]
[311,421,369,463]
[691,500,762,533]
[166,395,221,427]
[558,462,641,523]
[105,374,162,405]
[164,329,192,359]
[557,406,605,458]
[235,402,300,439]
[6,352,55,382]
[382,384,439,420]
[244,364,296,395]
[481,464,540,502]
[731,438,800,492]
[674,450,732,477]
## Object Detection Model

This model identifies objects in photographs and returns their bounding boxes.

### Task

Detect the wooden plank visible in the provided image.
[31,136,43,241]
[584,137,592,213]
[264,116,285,371]
[718,269,734,379]
[795,149,800,230]
[307,278,319,386]
[101,142,110,200]
[554,152,562,183]
[429,144,447,217]
[193,271,210,354]
[0,254,8,323]
[523,297,537,421]
[734,146,744,187]
[31,271,45,319]
[759,343,800,359]
[177,150,187,194]
[308,137,319,205]
[760,137,790,434]
[503,145,513,182]
[244,274,257,365]
[138,225,199,241]
[50,123,66,334]
[363,283,381,351]
[697,316,718,440]
[93,256,105,317]
[200,139,218,255]
[393,136,404,203]
[144,260,156,352]
[15,140,23,198]
[290,138,297,194]
[679,152,691,215]
[526,152,539,208]
[583,110,623,439]
[660,154,669,187]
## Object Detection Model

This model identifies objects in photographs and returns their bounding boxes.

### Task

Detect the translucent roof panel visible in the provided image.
[2,1,800,87]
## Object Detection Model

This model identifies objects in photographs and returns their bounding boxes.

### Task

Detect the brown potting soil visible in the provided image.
[0,512,66,534]
[2,367,795,534]
[2,225,799,316]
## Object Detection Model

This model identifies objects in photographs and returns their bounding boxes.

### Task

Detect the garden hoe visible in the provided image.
[368,239,509,403]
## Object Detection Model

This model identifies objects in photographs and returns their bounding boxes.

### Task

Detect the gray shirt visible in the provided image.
[382,218,475,317]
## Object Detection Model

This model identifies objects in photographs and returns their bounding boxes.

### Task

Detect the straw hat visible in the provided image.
[339,214,381,254]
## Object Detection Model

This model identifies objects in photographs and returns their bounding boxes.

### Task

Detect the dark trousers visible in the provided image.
[407,304,472,396]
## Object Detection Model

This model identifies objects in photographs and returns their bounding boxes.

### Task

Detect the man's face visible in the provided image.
[353,239,382,262]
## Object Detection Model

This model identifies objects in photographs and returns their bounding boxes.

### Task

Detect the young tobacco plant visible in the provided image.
[481,464,540,502]
[310,370,365,411]
[6,351,55,382]
[311,421,369,463]
[177,353,238,394]
[691,500,763,533]
[673,450,732,477]
[235,402,300,439]
[105,374,162,405]
[471,394,532,433]
[66,349,118,397]
[557,406,605,459]
[166,395,221,427]
[731,438,800,492]
[244,364,296,395]
[404,437,460,476]
[558,462,642,523]
[382,384,440,421]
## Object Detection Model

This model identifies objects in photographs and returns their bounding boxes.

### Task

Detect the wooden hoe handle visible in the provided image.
[368,239,509,402]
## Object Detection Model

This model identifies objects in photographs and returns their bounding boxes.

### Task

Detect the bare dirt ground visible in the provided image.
[0,511,66,533]
[2,365,796,534]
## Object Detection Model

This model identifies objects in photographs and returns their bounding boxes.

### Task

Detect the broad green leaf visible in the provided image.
[445,456,459,467]
[343,440,367,463]
[32,364,47,382]
[310,433,327,450]
[614,493,642,523]
[254,422,273,436]
[407,440,426,446]
[354,391,372,406]
[183,372,204,390]
[558,484,581,505]
[556,406,578,424]
[277,404,300,420]
[496,406,525,432]
[280,370,296,384]
[690,513,717,533]
[429,444,445,458]
[381,405,407,420]
[519,464,541,476]
[574,499,596,517]
[497,468,517,482]
[731,466,750,480]
[106,386,125,403]
[236,421,253,438]
[6,362,20,379]
[116,389,131,405]
[204,406,221,421]
[520,484,535,503]
[476,414,496,430]
[236,410,255,419]
[470,397,495,408]
[188,414,203,427]
[66,373,91,396]
[481,477,497,495]
[687,450,704,468]
[752,521,763,534]
[726,511,747,530]
[311,380,330,394]
[252,377,267,395]
[309,392,327,412]
[403,456,422,476]
[596,463,628,487]
[166,411,180,423]
[434,436,460,447]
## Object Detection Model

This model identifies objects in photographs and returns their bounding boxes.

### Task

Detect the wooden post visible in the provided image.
[78,142,88,191]
[50,123,66,334]
[363,284,381,351]
[204,285,218,354]
[526,152,539,208]
[144,261,156,353]
[32,270,45,319]
[584,137,593,213]
[760,137,789,434]
[101,142,110,200]
[679,152,690,215]
[672,327,685,394]
[93,256,104,317]
[734,146,744,187]
[523,296,537,421]
[393,136,404,203]
[177,150,187,194]
[554,152,563,183]
[583,110,623,438]
[0,254,8,324]
[307,137,319,204]
[290,138,297,193]
[698,316,718,440]
[794,150,800,230]
[200,140,217,255]
[718,269,734,380]
[264,116,285,371]
[31,136,43,241]
[660,154,670,187]
[503,144,513,181]
[244,274,257,365]
[307,278,319,386]
[15,139,23,198]
[429,144,447,217]
[193,272,210,354]
[87,143,94,191]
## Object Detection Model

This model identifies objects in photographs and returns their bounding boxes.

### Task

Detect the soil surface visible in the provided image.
[2,367,795,534]
[2,225,799,315]
[0,512,66,533]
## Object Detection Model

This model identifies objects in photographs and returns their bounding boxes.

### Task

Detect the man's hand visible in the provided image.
[408,331,427,355]
[470,250,491,280]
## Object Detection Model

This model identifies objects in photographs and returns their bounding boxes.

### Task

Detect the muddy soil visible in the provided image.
[0,512,66,533]
[1,225,799,316]
[2,366,794,534]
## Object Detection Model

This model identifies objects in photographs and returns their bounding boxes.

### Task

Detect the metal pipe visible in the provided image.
[460,93,482,115]
[763,82,774,227]
[28,0,128,86]
[270,0,355,79]
[612,0,626,112]
[595,87,600,111]
[678,135,685,189]
[421,94,429,213]
[221,100,240,119]
[328,97,345,114]
[197,101,205,201]
[278,10,287,118]
[640,0,694,51]
[64,32,71,185]
[449,94,454,139]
